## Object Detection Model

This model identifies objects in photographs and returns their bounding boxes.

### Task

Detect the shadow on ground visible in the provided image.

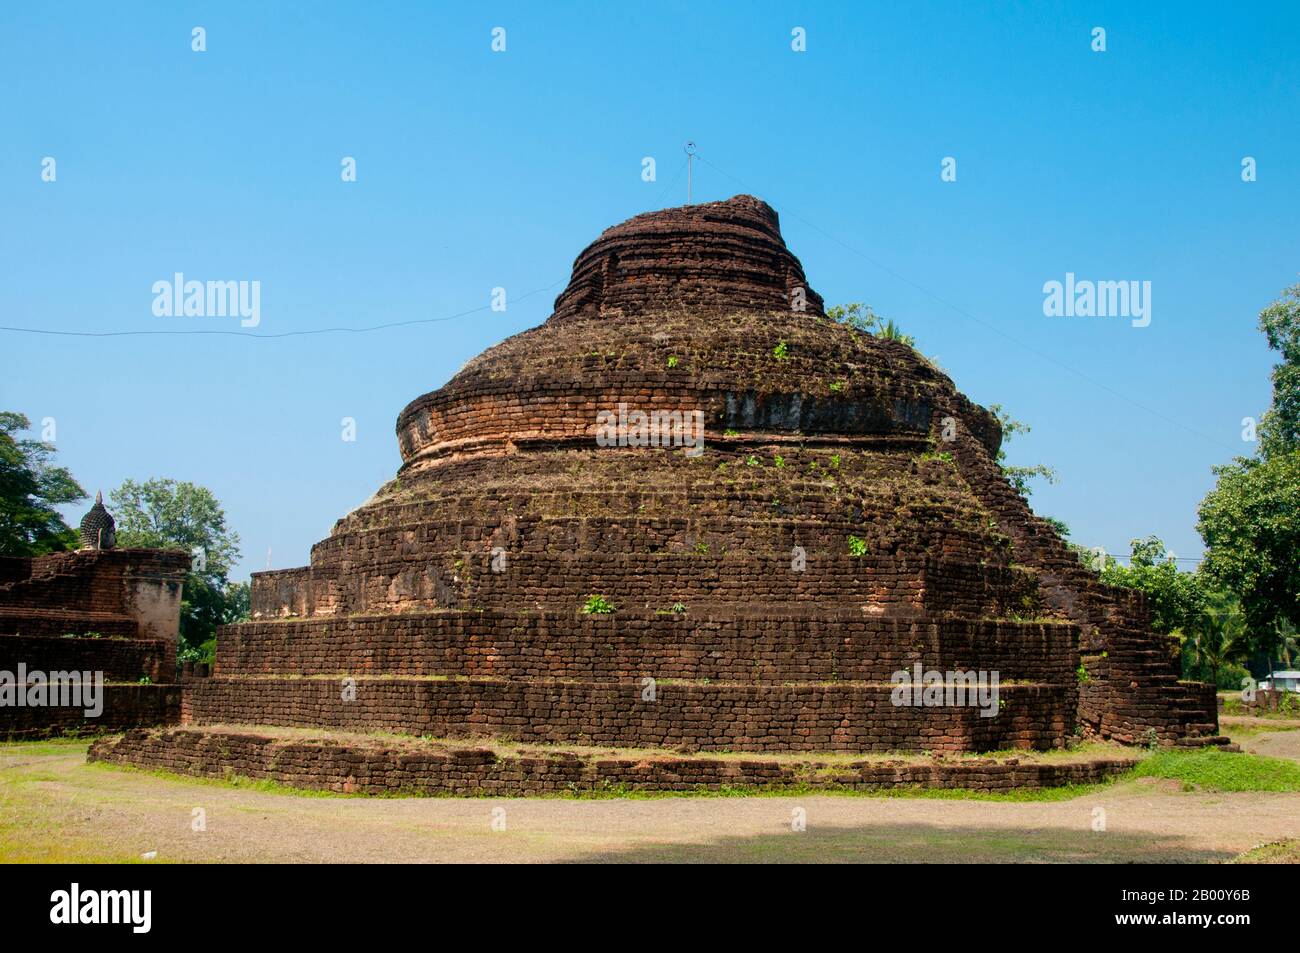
[0,743,1279,864]
[560,821,1233,864]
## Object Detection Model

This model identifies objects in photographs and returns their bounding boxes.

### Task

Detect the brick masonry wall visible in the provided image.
[0,550,188,613]
[0,685,181,739]
[0,549,189,736]
[250,544,1039,623]
[941,409,1220,744]
[152,195,1213,777]
[0,613,139,639]
[90,727,1137,796]
[0,634,168,682]
[217,611,1078,684]
[184,677,1072,753]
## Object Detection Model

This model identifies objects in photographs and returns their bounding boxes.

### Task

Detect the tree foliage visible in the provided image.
[986,403,1058,499]
[1098,537,1257,685]
[1185,592,1250,687]
[1099,536,1211,636]
[825,302,916,346]
[110,478,243,654]
[1197,283,1300,650]
[0,411,86,556]
[1197,451,1300,635]
[1257,283,1300,458]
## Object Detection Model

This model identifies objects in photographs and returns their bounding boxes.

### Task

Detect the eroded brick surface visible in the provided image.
[97,195,1218,791]
[0,549,188,737]
[91,727,1136,796]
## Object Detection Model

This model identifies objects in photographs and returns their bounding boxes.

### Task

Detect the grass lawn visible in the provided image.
[1132,747,1300,792]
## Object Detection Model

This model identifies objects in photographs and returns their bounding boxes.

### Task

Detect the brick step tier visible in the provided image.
[90,725,1139,796]
[182,677,1074,753]
[1080,677,1220,744]
[0,684,181,739]
[318,486,995,550]
[944,427,1221,744]
[250,551,1042,621]
[216,609,1078,684]
[0,632,170,682]
[0,608,140,639]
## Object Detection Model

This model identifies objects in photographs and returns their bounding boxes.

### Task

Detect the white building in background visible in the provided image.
[1259,671,1300,692]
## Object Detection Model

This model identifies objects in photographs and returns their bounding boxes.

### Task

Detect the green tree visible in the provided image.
[825,302,880,334]
[1099,536,1212,636]
[109,478,242,653]
[1186,593,1250,688]
[986,403,1058,499]
[1257,283,1300,459]
[1197,451,1300,638]
[222,580,251,625]
[1197,284,1300,668]
[0,411,86,556]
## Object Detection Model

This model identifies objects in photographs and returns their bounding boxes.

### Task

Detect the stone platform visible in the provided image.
[89,725,1139,796]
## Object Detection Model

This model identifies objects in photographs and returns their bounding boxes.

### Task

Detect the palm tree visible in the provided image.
[1189,595,1248,686]
[876,319,916,347]
[1274,618,1299,670]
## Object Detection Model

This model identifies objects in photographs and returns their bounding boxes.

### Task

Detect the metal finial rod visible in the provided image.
[683,141,697,204]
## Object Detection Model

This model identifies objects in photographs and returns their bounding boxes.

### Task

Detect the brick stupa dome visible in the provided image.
[78,490,116,551]
[550,194,825,321]
[118,194,1223,793]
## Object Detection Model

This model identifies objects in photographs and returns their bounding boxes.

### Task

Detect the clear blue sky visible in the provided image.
[2,1,1296,580]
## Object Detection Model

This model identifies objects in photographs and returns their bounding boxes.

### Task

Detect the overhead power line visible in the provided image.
[693,153,1238,456]
[0,155,1244,458]
[0,281,563,340]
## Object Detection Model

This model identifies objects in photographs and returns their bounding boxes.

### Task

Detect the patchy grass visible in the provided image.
[520,777,1123,803]
[85,759,347,799]
[1229,839,1300,864]
[3,740,1297,863]
[1221,718,1300,740]
[1131,748,1300,793]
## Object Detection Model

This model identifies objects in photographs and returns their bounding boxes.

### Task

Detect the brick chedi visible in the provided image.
[92,195,1223,792]
[1,546,189,737]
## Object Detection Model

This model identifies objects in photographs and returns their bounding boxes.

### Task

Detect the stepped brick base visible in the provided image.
[89,726,1138,796]
[183,676,1072,753]
[0,634,169,683]
[88,195,1221,794]
[216,610,1077,683]
[2,684,181,739]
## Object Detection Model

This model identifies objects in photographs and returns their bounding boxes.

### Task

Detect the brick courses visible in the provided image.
[0,549,188,737]
[183,676,1071,753]
[90,726,1137,796]
[93,195,1220,793]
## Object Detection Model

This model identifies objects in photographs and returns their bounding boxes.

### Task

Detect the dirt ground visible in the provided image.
[3,736,1299,863]
[1226,717,1300,762]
